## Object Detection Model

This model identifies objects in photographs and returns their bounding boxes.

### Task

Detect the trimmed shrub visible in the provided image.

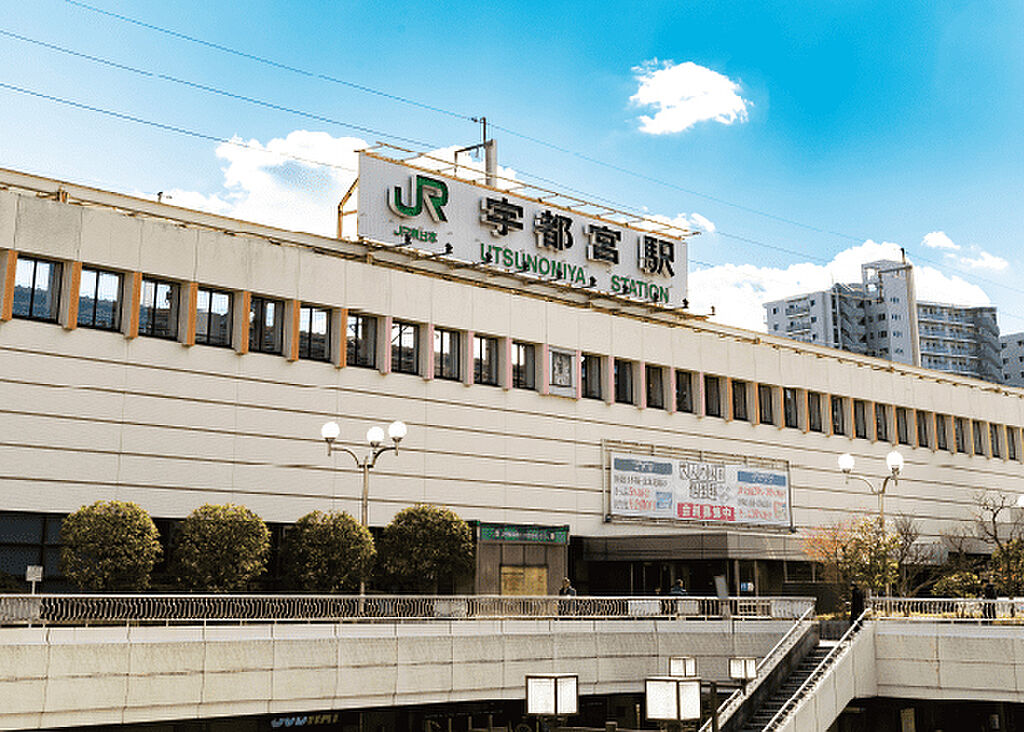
[282,510,375,592]
[60,500,162,591]
[172,504,269,592]
[377,505,474,593]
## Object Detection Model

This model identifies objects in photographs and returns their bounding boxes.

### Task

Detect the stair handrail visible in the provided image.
[697,605,816,732]
[760,610,868,731]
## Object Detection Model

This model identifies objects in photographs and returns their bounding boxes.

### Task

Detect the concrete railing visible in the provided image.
[869,596,1024,622]
[0,594,815,626]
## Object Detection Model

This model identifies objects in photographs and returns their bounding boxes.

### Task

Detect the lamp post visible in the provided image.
[320,419,407,593]
[836,450,903,528]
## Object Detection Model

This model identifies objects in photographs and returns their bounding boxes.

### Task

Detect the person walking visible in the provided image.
[558,577,577,616]
[669,578,688,596]
[983,577,997,621]
[849,582,865,628]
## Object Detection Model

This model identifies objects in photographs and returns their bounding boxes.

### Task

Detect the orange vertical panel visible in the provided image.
[338,308,348,368]
[65,261,82,330]
[126,272,142,338]
[237,291,251,355]
[288,299,300,361]
[1,250,17,321]
[184,282,198,346]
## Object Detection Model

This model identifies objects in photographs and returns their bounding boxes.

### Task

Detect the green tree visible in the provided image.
[60,500,162,591]
[377,505,474,593]
[804,516,899,601]
[991,538,1024,596]
[282,510,375,592]
[932,570,983,598]
[172,504,270,592]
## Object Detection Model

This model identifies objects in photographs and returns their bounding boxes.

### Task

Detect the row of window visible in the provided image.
[7,254,1023,460]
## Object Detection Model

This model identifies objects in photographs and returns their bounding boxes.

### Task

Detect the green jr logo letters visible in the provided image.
[388,175,449,223]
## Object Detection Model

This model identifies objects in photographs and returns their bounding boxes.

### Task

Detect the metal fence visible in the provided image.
[869,596,1024,622]
[0,594,815,627]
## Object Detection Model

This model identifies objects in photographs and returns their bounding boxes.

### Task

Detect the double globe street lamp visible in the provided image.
[320,419,408,528]
[837,449,903,527]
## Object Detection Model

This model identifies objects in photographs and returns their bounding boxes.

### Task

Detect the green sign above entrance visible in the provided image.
[478,523,570,544]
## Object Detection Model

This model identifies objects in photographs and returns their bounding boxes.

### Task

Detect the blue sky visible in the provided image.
[2,0,1022,331]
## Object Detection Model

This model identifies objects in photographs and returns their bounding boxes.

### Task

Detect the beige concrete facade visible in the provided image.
[2,169,1024,584]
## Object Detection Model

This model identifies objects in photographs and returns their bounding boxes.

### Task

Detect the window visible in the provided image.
[954,417,967,453]
[581,353,602,400]
[758,385,775,425]
[732,380,749,421]
[474,334,499,386]
[936,415,949,452]
[138,277,179,339]
[433,327,460,380]
[298,305,331,361]
[704,375,722,418]
[391,321,419,374]
[13,256,61,322]
[1009,427,1019,462]
[830,395,846,436]
[676,370,694,413]
[195,287,233,347]
[614,359,634,405]
[511,342,535,390]
[895,408,910,445]
[549,349,574,390]
[875,404,889,442]
[972,421,985,456]
[990,424,1001,458]
[75,267,122,331]
[347,313,377,368]
[783,388,799,428]
[853,400,868,439]
[808,391,823,432]
[646,365,664,409]
[916,411,930,448]
[249,296,283,354]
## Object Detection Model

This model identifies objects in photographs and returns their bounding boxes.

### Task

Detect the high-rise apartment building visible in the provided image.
[1000,333,1024,387]
[765,259,1001,383]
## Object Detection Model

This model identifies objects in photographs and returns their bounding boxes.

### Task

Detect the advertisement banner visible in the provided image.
[356,152,688,304]
[609,453,791,528]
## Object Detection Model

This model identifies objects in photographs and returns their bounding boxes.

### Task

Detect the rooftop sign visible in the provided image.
[356,151,691,305]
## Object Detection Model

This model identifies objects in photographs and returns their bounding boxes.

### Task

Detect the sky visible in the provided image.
[1,1,1022,333]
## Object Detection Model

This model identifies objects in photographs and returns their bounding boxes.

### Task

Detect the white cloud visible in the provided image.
[638,211,716,236]
[956,250,1009,272]
[922,231,959,251]
[688,240,992,331]
[630,60,750,135]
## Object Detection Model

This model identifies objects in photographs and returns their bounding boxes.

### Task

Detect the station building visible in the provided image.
[1,156,1023,598]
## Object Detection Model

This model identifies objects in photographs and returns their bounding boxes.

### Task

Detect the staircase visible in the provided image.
[736,642,833,732]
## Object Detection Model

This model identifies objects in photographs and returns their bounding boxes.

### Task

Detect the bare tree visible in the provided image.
[891,515,941,597]
[972,490,1024,551]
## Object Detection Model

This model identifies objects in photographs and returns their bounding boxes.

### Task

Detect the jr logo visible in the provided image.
[387,175,449,223]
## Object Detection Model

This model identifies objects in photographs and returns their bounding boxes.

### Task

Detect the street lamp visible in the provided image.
[837,450,903,527]
[320,419,407,592]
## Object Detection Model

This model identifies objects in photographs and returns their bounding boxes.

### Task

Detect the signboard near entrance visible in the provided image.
[356,152,690,305]
[609,453,791,528]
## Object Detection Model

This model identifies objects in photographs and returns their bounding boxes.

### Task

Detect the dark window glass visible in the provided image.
[732,380,749,421]
[853,400,868,439]
[434,327,460,380]
[705,375,722,417]
[917,411,930,448]
[1009,428,1019,461]
[299,305,331,361]
[391,321,419,374]
[474,335,499,386]
[138,277,179,339]
[936,415,949,451]
[614,359,634,404]
[512,342,535,390]
[347,314,377,368]
[990,424,1001,458]
[783,388,799,428]
[77,267,122,331]
[13,256,61,322]
[972,421,985,456]
[758,384,775,425]
[896,408,910,445]
[582,354,602,400]
[249,296,283,354]
[831,395,846,436]
[808,392,823,432]
[875,404,889,442]
[676,371,694,413]
[195,287,233,347]
[646,365,664,409]
[954,417,967,453]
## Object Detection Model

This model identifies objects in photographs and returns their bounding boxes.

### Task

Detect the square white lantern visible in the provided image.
[526,674,578,716]
[669,656,697,678]
[645,677,702,722]
[729,657,757,681]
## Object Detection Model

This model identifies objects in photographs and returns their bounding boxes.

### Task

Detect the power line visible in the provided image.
[0,81,358,173]
[0,28,439,150]
[62,0,476,123]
